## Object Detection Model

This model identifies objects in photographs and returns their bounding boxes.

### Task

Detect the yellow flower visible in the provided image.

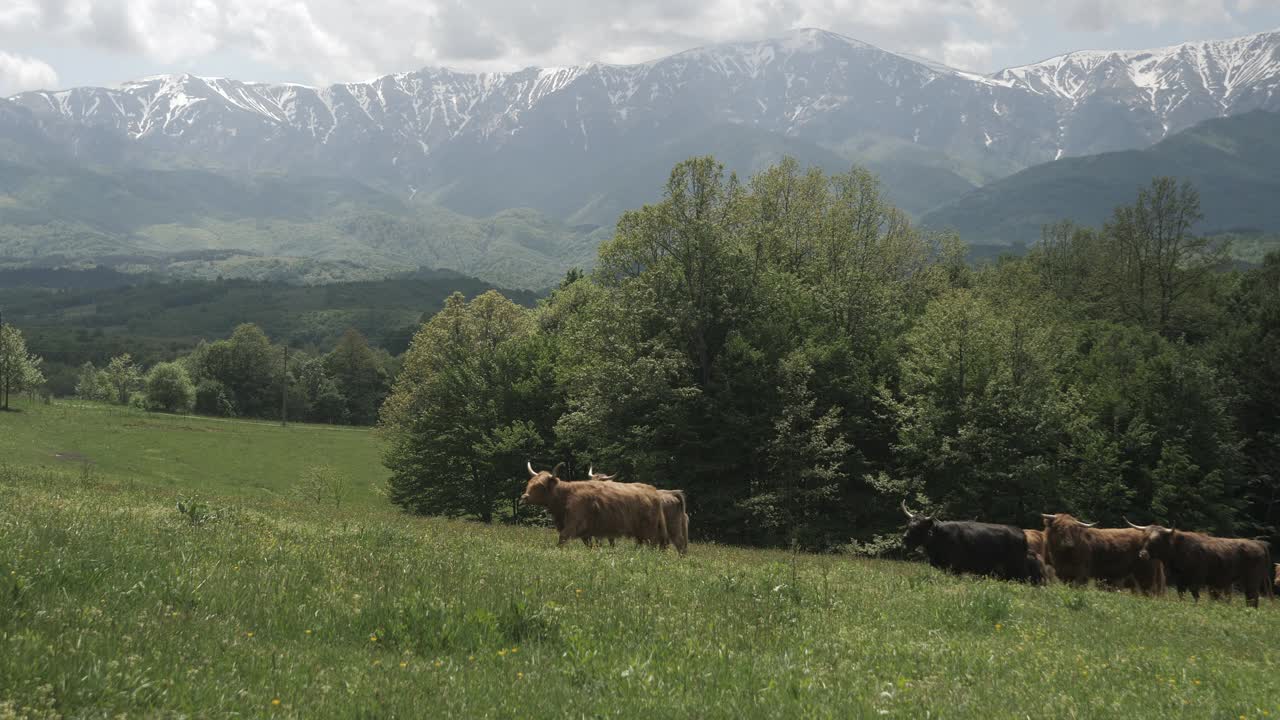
[399,662,408,668]
[305,629,312,635]
[468,656,475,662]
[246,632,254,638]
[511,647,519,654]
[498,649,508,657]
[434,660,443,668]
[271,699,281,706]
[369,634,378,643]
[575,588,583,595]
[994,624,1002,631]
[517,672,524,680]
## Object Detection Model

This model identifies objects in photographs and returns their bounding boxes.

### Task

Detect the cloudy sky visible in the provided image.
[1,0,1278,95]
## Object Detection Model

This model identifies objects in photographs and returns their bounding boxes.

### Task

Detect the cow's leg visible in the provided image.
[1190,587,1201,602]
[557,528,574,547]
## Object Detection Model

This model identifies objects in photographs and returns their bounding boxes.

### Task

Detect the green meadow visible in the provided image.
[1,399,1277,719]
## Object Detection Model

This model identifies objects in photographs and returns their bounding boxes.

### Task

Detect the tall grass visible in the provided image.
[1,402,1277,717]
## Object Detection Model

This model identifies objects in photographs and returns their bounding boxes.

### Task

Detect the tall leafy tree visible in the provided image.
[1101,178,1225,336]
[103,354,141,406]
[381,292,554,522]
[325,329,389,425]
[0,324,44,410]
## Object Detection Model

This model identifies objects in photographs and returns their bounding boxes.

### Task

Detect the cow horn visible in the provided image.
[600,473,618,481]
[1124,517,1151,531]
[1041,513,1056,521]
[551,462,566,480]
[588,465,593,478]
[527,461,536,477]
[1075,519,1099,528]
[901,500,916,519]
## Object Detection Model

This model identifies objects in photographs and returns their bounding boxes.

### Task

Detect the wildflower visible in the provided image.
[246,632,254,638]
[434,660,443,668]
[575,588,583,595]
[498,649,508,657]
[369,634,378,643]
[517,672,524,680]
[468,656,475,662]
[400,662,408,668]
[271,699,281,707]
[994,623,1002,631]
[305,629,312,636]
[511,647,519,654]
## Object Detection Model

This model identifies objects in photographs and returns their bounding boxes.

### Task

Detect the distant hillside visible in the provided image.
[0,270,542,394]
[921,111,1280,244]
[0,160,604,290]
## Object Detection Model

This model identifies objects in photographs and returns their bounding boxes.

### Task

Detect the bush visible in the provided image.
[294,465,351,509]
[195,379,236,417]
[145,362,195,413]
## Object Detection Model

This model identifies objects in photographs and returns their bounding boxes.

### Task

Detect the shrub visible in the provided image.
[195,379,236,417]
[145,362,195,413]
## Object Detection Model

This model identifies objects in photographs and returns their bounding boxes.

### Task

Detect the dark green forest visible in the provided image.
[0,269,537,396]
[381,157,1280,551]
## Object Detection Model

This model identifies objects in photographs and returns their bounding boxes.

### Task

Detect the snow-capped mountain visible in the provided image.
[992,30,1280,157]
[5,27,1280,222]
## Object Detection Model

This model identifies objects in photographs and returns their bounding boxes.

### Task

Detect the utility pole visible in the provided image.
[280,344,289,427]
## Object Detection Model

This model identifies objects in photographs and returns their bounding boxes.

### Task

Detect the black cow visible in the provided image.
[901,502,1041,583]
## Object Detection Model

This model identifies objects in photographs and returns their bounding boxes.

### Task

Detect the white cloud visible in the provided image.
[0,51,58,94]
[0,0,1271,86]
[940,40,996,71]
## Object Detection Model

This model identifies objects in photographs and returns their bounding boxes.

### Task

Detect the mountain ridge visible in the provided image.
[7,27,1277,225]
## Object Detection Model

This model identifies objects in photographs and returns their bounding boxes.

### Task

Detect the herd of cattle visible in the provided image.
[520,462,1277,607]
[903,503,1278,606]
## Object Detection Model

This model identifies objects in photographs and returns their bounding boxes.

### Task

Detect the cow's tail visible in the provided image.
[672,489,686,515]
[1262,541,1275,599]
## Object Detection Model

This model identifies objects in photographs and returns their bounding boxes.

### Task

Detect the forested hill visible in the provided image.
[0,269,541,392]
[922,110,1280,245]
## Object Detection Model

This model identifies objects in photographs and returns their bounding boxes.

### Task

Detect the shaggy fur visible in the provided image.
[521,467,666,547]
[1041,514,1165,595]
[586,471,689,554]
[1135,526,1273,608]
[1023,528,1057,581]
[901,508,1040,583]
[658,489,689,555]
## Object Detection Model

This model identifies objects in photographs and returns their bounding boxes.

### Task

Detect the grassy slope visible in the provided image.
[0,399,387,508]
[2,400,1278,718]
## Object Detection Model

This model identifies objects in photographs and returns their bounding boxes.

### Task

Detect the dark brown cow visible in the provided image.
[1126,520,1274,608]
[587,468,689,554]
[521,463,666,547]
[1023,528,1057,582]
[1041,513,1165,595]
